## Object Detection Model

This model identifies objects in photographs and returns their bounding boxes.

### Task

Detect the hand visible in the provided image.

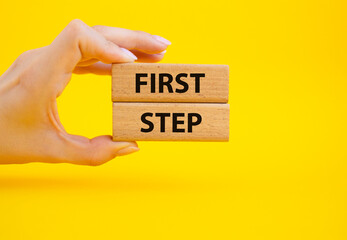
[0,19,171,166]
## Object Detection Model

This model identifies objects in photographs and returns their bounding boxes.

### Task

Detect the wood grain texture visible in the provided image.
[112,63,229,103]
[113,103,229,141]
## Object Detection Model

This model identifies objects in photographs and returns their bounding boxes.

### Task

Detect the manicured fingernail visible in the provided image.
[120,48,137,61]
[159,50,167,54]
[116,146,140,156]
[153,35,172,45]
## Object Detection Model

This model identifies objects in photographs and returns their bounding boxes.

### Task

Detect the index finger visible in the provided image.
[92,25,171,54]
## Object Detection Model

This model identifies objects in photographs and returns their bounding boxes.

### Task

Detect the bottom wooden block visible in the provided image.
[113,103,229,141]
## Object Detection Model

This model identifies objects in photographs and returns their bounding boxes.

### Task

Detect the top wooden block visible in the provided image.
[112,63,229,103]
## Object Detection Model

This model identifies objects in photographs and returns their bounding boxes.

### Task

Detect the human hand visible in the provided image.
[0,19,171,165]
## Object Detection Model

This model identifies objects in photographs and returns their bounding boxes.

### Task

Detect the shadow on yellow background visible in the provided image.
[1,0,347,239]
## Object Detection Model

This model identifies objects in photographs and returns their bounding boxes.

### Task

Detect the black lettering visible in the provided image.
[173,113,185,132]
[155,113,171,132]
[141,112,154,132]
[136,73,148,93]
[175,73,189,93]
[190,73,205,93]
[188,113,202,132]
[159,73,173,93]
[150,73,156,93]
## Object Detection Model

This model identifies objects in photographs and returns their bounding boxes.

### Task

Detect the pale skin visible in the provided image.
[0,19,171,166]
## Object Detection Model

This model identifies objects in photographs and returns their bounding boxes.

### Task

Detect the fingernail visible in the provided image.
[159,50,167,54]
[120,48,138,61]
[153,35,172,45]
[116,146,140,156]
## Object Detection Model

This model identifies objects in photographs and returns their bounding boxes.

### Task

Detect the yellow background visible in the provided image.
[0,0,346,239]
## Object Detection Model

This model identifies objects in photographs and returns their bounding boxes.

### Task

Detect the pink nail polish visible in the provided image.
[120,48,137,60]
[153,35,172,46]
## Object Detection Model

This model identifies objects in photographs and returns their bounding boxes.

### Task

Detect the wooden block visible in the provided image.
[112,63,229,103]
[113,103,229,141]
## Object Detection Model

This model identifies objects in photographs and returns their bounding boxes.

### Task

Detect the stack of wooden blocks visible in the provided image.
[112,63,229,141]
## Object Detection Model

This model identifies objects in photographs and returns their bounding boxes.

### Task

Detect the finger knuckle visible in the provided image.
[130,30,151,49]
[66,19,88,37]
[91,25,103,31]
[12,49,39,73]
[134,30,151,39]
[69,19,85,27]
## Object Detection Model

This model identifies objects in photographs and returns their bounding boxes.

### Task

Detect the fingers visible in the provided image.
[48,19,138,73]
[133,49,166,63]
[74,62,112,75]
[74,50,166,75]
[92,25,171,54]
[56,134,139,166]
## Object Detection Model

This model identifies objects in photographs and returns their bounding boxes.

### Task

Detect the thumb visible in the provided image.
[57,135,139,166]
